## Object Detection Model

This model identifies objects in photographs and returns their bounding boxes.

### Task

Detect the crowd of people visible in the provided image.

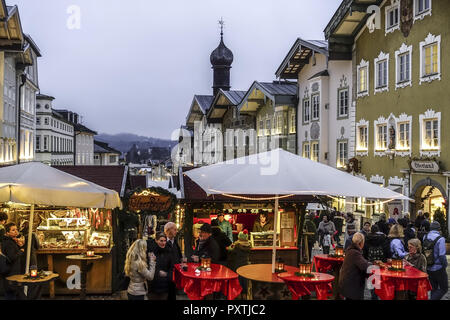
[305,209,449,300]
[124,214,252,300]
[0,212,41,300]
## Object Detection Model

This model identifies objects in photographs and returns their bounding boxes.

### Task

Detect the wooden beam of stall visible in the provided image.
[297,202,307,265]
[183,204,194,259]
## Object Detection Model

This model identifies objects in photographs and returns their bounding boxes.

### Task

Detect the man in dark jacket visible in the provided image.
[303,213,317,262]
[211,219,232,265]
[191,223,220,264]
[376,214,390,235]
[164,222,182,300]
[338,232,371,300]
[1,223,25,300]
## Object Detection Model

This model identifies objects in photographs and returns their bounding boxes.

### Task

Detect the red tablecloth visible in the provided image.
[277,272,334,300]
[313,254,344,273]
[373,265,432,300]
[173,263,242,300]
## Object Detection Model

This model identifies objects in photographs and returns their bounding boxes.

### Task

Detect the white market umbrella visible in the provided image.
[0,162,122,282]
[185,149,409,272]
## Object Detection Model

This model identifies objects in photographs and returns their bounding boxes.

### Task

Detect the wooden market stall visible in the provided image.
[177,167,315,267]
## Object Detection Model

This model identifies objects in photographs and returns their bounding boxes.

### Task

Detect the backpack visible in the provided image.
[0,253,11,276]
[422,235,442,267]
[368,246,384,262]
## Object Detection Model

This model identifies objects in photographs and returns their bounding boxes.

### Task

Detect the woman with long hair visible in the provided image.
[125,239,156,300]
[388,224,407,259]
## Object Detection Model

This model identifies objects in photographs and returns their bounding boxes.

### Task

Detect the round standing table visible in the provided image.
[173,263,242,300]
[236,264,298,300]
[373,264,432,300]
[313,254,344,299]
[6,272,59,300]
[66,254,102,300]
[277,271,335,300]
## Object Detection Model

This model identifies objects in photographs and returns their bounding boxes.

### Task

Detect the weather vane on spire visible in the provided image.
[218,17,225,38]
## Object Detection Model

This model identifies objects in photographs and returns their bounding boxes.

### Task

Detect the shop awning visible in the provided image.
[0,162,121,209]
[185,149,411,201]
[306,203,330,211]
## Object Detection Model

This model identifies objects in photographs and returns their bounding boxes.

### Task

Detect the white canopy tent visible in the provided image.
[185,149,410,272]
[0,162,121,283]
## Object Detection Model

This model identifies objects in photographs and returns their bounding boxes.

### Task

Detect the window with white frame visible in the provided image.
[265,117,271,136]
[277,113,283,134]
[357,59,369,97]
[395,44,412,89]
[338,89,349,117]
[337,140,348,168]
[419,109,440,156]
[44,117,49,125]
[303,99,310,123]
[385,0,400,34]
[289,109,296,134]
[375,52,389,93]
[420,33,441,84]
[302,142,310,159]
[357,125,369,151]
[311,94,320,120]
[311,142,319,162]
[258,116,264,136]
[376,124,388,150]
[398,122,410,149]
[414,0,431,21]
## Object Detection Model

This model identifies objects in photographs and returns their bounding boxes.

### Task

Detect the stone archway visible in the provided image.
[410,177,448,220]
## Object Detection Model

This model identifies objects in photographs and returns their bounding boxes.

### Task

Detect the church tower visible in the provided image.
[210,19,233,96]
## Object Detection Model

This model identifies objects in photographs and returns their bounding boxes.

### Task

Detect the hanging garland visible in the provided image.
[123,186,178,218]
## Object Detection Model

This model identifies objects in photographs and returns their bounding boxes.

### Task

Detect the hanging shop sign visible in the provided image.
[410,160,440,173]
[126,187,177,217]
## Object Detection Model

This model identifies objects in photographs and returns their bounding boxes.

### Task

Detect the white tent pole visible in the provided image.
[271,195,279,273]
[25,204,34,274]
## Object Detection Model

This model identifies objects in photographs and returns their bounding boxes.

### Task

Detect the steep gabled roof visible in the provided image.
[207,89,246,119]
[238,81,297,113]
[94,140,121,155]
[275,38,328,79]
[185,94,214,127]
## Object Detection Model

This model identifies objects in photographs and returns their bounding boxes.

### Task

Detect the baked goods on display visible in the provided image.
[88,232,110,248]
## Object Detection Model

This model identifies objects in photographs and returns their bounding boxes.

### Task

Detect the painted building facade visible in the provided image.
[35,94,74,165]
[327,0,450,233]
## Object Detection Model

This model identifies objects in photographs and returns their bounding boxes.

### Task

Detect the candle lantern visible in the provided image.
[86,250,95,257]
[299,263,312,275]
[30,265,38,278]
[276,258,285,272]
[200,257,211,269]
[392,259,403,269]
[335,246,344,257]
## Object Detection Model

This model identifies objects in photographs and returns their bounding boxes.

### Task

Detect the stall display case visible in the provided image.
[250,231,279,247]
[88,232,111,248]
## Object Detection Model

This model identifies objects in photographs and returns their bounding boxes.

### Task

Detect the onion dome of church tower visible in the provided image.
[210,19,233,95]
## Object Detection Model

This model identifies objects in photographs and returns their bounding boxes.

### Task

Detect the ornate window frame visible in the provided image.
[374,115,389,157]
[370,174,386,186]
[413,0,432,22]
[356,119,369,157]
[311,93,320,121]
[395,43,413,90]
[419,33,441,84]
[388,176,404,191]
[374,51,390,94]
[357,59,369,98]
[302,141,310,159]
[302,98,310,125]
[395,113,412,157]
[419,108,441,157]
[311,140,319,162]
[336,139,349,169]
[385,0,400,35]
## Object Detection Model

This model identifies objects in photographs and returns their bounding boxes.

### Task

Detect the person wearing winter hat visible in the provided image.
[344,223,357,250]
[191,223,220,264]
[227,230,252,298]
[211,219,232,265]
[423,221,448,300]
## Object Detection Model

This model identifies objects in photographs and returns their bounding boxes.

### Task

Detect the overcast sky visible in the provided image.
[14,0,341,140]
